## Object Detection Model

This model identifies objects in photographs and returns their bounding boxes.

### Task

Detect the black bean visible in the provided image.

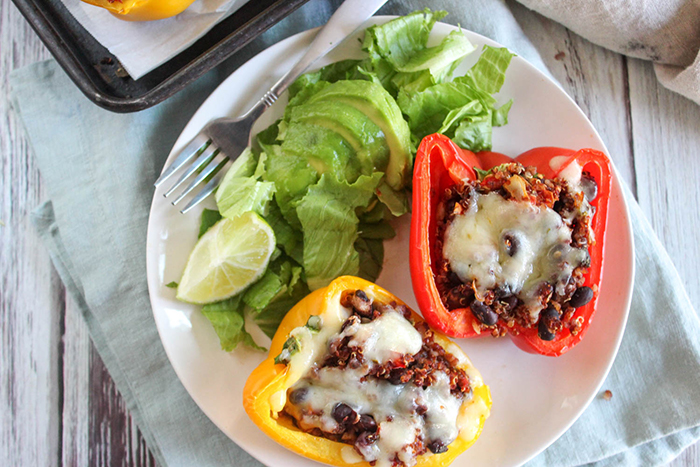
[570,286,594,307]
[355,431,378,448]
[288,387,308,405]
[357,414,377,432]
[388,368,411,385]
[502,295,518,311]
[428,440,448,454]
[503,233,519,256]
[541,305,560,320]
[332,403,359,426]
[495,284,515,298]
[538,306,559,341]
[580,174,598,201]
[350,290,372,317]
[470,300,498,326]
[538,321,556,341]
[355,289,369,302]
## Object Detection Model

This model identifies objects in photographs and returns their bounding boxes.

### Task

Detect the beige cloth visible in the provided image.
[516,0,700,104]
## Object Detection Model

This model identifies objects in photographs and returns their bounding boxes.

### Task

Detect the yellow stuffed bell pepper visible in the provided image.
[243,276,491,467]
[81,0,196,21]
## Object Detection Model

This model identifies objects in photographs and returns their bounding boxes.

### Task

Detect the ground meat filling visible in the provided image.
[435,163,596,340]
[282,290,471,467]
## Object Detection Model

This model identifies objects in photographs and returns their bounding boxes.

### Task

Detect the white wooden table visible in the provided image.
[2,1,699,465]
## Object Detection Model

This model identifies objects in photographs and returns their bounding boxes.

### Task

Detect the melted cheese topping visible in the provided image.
[292,367,462,467]
[277,289,488,467]
[443,192,588,316]
[340,311,423,364]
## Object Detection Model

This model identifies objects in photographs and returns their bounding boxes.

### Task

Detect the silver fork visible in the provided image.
[155,0,388,213]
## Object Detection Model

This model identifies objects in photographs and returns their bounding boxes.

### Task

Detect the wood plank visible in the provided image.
[1,3,157,466]
[89,347,157,467]
[627,56,700,467]
[674,444,699,467]
[508,2,636,191]
[627,57,700,307]
[61,295,90,467]
[0,2,61,466]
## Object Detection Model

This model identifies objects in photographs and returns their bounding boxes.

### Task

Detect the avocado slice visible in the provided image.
[288,101,390,176]
[281,121,360,182]
[307,80,412,190]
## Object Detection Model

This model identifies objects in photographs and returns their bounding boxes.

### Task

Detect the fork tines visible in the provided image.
[155,136,230,213]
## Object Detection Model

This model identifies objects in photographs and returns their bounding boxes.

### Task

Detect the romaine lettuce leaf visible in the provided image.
[452,112,493,152]
[397,45,515,151]
[375,180,409,216]
[460,45,515,95]
[264,203,303,264]
[437,100,484,135]
[256,122,280,151]
[263,144,318,228]
[398,81,486,140]
[492,99,513,127]
[359,200,387,224]
[223,146,257,179]
[214,146,275,219]
[253,278,309,338]
[216,177,275,220]
[198,209,222,238]
[243,268,284,311]
[355,237,385,283]
[358,220,396,239]
[390,70,435,95]
[395,31,475,75]
[201,296,264,352]
[363,9,448,70]
[246,258,309,338]
[361,11,474,98]
[297,173,382,290]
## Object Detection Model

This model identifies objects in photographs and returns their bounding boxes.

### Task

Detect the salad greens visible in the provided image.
[181,9,516,351]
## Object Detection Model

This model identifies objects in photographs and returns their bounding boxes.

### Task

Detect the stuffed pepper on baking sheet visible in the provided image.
[244,276,491,467]
[410,134,611,356]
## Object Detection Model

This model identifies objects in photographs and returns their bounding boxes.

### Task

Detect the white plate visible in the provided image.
[146,18,635,467]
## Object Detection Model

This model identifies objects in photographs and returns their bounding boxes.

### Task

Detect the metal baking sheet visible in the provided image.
[12,0,310,112]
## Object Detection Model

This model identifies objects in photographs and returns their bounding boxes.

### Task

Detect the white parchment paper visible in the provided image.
[61,0,251,79]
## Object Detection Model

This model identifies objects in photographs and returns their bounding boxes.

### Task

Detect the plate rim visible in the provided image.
[146,17,636,467]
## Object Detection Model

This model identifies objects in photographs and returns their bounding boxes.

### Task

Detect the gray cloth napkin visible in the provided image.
[10,0,700,466]
[517,0,700,105]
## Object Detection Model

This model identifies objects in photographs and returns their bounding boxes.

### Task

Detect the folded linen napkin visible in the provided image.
[10,0,700,466]
[62,0,252,79]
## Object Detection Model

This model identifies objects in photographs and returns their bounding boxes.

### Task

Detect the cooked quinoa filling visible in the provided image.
[282,290,471,467]
[435,162,597,340]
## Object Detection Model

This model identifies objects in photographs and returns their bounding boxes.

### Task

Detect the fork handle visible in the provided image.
[241,0,388,122]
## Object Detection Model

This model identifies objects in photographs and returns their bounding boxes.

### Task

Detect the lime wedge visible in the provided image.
[176,212,275,304]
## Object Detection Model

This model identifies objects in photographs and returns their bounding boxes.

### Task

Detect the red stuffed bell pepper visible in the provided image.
[409,134,611,356]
